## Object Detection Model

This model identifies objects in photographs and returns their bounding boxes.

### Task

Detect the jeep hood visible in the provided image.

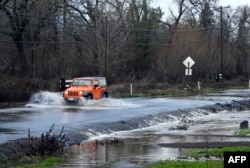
[65,86,92,92]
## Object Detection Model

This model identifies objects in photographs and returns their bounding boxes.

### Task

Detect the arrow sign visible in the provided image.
[183,56,195,68]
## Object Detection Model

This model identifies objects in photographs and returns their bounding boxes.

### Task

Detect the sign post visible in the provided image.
[183,56,195,85]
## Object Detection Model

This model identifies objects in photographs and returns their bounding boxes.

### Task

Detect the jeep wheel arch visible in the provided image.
[82,92,93,99]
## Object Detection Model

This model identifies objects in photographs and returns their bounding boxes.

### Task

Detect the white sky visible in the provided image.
[152,0,250,18]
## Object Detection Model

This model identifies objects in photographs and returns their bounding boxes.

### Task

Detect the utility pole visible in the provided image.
[220,6,223,80]
[105,15,108,80]
[104,0,108,81]
[219,6,230,81]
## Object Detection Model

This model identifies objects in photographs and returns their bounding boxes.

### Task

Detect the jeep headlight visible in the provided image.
[79,91,83,95]
[64,91,68,95]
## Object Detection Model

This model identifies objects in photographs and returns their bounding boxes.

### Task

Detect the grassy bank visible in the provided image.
[146,146,250,168]
[108,80,250,98]
[146,160,223,168]
[1,156,62,168]
[108,83,221,98]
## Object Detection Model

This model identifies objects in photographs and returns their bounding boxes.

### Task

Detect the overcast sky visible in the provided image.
[152,0,250,18]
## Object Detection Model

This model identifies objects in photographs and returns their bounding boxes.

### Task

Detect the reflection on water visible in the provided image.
[59,138,186,168]
[59,109,250,168]
[63,108,83,113]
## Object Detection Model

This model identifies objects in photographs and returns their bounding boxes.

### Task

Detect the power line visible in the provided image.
[0,6,238,48]
[0,34,212,47]
[0,23,220,41]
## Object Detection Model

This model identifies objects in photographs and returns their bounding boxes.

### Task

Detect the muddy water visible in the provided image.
[60,135,187,168]
[59,109,250,168]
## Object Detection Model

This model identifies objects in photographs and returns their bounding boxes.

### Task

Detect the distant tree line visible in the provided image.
[0,0,250,85]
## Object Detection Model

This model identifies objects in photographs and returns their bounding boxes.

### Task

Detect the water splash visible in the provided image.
[85,98,142,108]
[27,91,64,106]
[25,91,141,109]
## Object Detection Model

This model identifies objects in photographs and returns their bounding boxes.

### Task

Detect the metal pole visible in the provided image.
[188,62,190,85]
[130,83,133,96]
[105,15,108,79]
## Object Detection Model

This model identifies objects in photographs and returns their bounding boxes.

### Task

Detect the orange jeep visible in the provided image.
[63,77,108,103]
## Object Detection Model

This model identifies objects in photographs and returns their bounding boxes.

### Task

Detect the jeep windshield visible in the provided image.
[72,79,92,86]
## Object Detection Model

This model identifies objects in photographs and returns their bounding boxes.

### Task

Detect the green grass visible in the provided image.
[117,87,219,98]
[186,146,250,158]
[234,129,250,136]
[1,156,62,168]
[146,160,223,168]
[147,146,250,168]
[19,156,61,168]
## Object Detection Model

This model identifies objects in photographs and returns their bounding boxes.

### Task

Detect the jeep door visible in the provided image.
[92,80,102,99]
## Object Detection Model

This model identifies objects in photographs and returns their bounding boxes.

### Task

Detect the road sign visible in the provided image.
[183,56,195,68]
[185,68,192,76]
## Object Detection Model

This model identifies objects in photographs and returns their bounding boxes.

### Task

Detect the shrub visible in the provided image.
[17,124,69,156]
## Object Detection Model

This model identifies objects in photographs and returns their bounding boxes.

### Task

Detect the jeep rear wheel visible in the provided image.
[103,92,108,98]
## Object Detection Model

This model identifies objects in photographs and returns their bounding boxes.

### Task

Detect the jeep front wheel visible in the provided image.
[86,94,93,99]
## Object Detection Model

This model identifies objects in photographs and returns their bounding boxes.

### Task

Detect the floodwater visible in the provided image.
[1,89,250,167]
[58,109,250,168]
[0,91,219,143]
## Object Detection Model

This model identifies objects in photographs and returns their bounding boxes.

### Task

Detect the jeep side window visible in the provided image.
[72,80,80,86]
[83,80,92,86]
[99,79,106,87]
[72,79,92,86]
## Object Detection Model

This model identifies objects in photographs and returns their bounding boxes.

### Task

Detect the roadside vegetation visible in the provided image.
[146,129,250,168]
[146,146,250,168]
[186,146,250,158]
[146,160,223,168]
[0,0,250,93]
[107,80,249,98]
[0,124,68,168]
[2,156,62,168]
[20,156,62,168]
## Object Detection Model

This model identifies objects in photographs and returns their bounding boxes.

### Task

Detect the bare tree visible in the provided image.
[234,6,250,76]
[0,0,63,78]
[0,0,36,76]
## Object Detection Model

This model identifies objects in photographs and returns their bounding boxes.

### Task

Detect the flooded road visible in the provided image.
[0,91,219,143]
[1,89,250,167]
